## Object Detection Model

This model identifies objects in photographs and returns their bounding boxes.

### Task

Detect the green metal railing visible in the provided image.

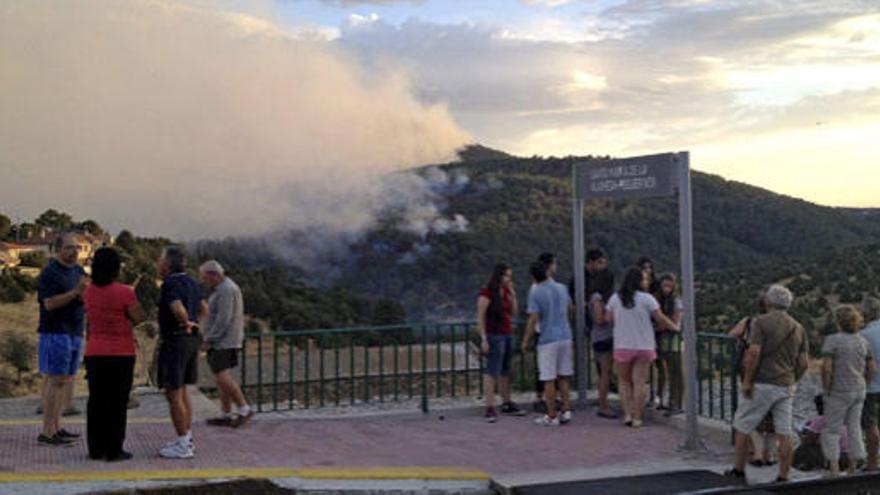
[236,322,737,423]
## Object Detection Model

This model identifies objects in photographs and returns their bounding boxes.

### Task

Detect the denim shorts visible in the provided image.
[485,333,514,377]
[39,333,83,376]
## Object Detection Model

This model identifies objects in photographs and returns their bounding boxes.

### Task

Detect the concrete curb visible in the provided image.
[0,468,493,495]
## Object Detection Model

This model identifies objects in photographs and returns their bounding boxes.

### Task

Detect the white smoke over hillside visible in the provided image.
[0,0,470,240]
[258,167,475,276]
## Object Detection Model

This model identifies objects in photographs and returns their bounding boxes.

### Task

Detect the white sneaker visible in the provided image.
[162,438,194,452]
[159,439,194,459]
[560,410,573,424]
[534,414,560,426]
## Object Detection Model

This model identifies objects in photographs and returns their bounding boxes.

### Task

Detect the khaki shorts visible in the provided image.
[733,383,794,436]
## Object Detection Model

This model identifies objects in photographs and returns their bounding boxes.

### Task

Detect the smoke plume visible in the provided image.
[0,0,470,240]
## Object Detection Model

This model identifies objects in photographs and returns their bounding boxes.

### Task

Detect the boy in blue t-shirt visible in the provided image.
[522,260,574,426]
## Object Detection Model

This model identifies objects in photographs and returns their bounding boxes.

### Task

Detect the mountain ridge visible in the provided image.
[338,148,880,320]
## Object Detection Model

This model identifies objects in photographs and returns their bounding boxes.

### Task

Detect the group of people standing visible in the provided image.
[725,288,880,482]
[35,232,252,461]
[476,248,684,428]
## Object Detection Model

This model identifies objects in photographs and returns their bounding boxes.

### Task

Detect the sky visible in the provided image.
[1,0,878,239]
[276,0,880,208]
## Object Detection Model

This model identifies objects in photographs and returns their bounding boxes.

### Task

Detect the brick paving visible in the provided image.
[0,405,700,476]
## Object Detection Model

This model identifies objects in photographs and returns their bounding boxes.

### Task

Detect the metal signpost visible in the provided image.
[572,152,700,450]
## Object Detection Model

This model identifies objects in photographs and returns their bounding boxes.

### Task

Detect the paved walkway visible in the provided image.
[0,390,804,494]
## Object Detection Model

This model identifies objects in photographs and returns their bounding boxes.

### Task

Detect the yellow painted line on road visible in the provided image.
[0,467,490,483]
[0,417,169,426]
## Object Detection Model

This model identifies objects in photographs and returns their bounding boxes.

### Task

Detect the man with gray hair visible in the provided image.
[859,296,880,471]
[199,260,252,428]
[726,284,809,483]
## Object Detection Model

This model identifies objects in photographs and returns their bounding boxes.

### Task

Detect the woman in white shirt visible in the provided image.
[606,267,679,428]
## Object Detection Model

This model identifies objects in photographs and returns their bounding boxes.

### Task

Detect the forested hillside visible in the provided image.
[337,150,880,321]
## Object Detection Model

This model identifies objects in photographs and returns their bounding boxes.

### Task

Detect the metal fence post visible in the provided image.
[421,325,429,414]
[678,152,701,451]
[571,163,588,410]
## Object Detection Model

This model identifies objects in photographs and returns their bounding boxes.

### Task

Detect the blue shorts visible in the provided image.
[485,333,514,377]
[39,333,83,376]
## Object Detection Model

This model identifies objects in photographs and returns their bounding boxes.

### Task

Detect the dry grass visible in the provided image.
[0,295,42,397]
[0,293,39,331]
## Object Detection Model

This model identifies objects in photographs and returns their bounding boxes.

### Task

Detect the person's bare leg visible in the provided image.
[215,373,232,414]
[64,376,76,411]
[165,388,188,436]
[558,377,571,412]
[750,431,765,463]
[777,434,794,480]
[216,370,247,409]
[181,387,193,433]
[220,386,232,414]
[42,375,68,436]
[598,354,612,412]
[765,434,778,463]
[867,425,880,471]
[483,375,497,409]
[499,376,512,404]
[632,362,651,421]
[616,362,634,421]
[734,430,750,472]
[656,358,668,408]
[39,376,49,413]
[544,380,557,418]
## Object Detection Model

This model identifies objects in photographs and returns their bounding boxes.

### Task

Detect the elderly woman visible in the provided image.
[83,247,144,461]
[821,304,875,476]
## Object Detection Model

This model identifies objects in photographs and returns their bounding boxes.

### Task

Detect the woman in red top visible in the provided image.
[83,247,144,461]
[477,263,523,422]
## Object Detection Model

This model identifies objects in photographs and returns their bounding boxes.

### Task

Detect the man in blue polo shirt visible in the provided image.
[522,259,574,427]
[37,232,88,446]
[156,246,207,459]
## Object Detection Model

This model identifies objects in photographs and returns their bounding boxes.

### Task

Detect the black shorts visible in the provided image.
[157,336,199,390]
[593,339,613,354]
[207,348,239,374]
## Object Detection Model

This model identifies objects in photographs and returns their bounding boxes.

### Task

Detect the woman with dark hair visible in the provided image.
[478,263,522,422]
[605,267,678,428]
[83,247,144,461]
[637,256,660,294]
[654,273,684,415]
[588,268,617,419]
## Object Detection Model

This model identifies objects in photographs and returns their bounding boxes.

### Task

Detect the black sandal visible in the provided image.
[749,459,766,467]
